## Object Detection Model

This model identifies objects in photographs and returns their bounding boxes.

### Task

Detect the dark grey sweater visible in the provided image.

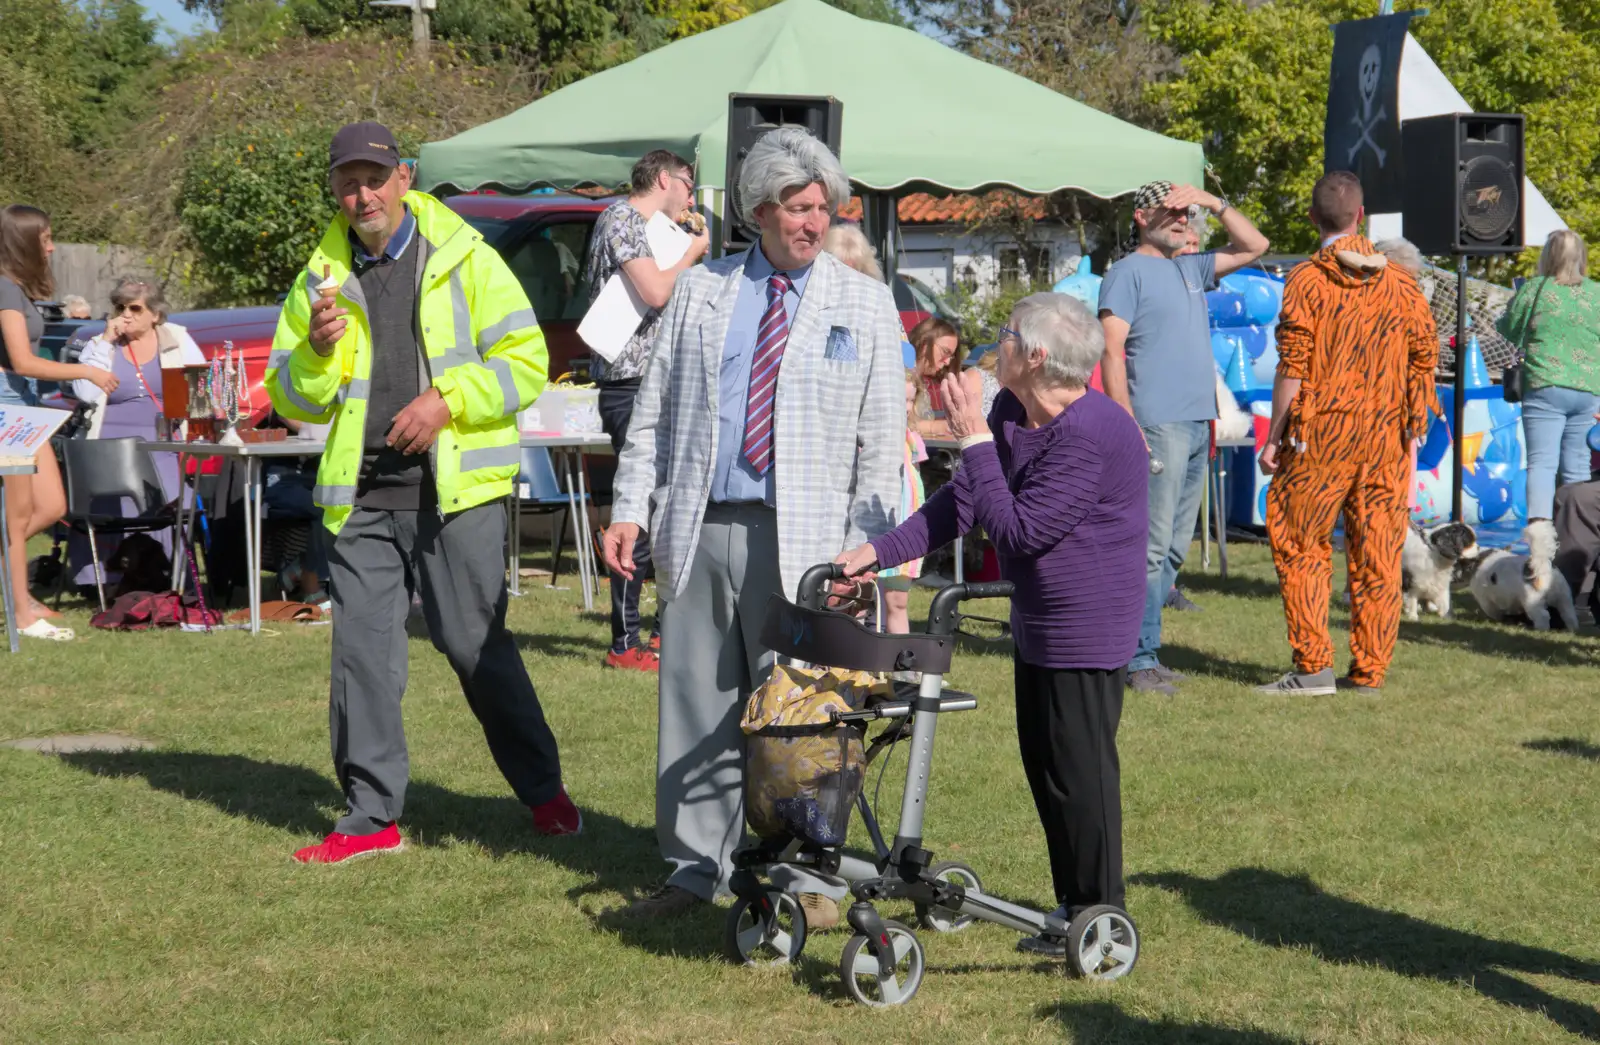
[354,238,430,510]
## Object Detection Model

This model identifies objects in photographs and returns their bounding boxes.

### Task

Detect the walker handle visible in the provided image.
[927,581,1015,636]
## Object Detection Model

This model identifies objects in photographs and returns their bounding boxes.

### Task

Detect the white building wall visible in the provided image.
[897,224,1084,300]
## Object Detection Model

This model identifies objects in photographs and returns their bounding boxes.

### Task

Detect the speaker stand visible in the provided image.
[1450,254,1468,523]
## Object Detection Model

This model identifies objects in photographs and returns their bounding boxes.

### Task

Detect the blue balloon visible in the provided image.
[1207,291,1249,327]
[1589,424,1600,453]
[1463,467,1511,523]
[1238,325,1270,360]
[1211,329,1237,372]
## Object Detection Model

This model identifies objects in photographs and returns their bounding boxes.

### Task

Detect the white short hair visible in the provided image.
[1374,237,1424,276]
[736,126,850,226]
[822,224,882,281]
[1010,292,1104,389]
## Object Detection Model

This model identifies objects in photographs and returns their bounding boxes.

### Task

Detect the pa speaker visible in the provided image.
[1401,113,1525,256]
[723,94,843,252]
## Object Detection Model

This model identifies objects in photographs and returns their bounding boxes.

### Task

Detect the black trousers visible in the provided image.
[1553,480,1600,613]
[598,379,655,653]
[1013,655,1126,916]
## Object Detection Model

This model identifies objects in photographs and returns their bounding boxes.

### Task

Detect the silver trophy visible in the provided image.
[216,340,246,446]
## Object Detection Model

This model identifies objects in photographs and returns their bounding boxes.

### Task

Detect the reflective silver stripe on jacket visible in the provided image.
[476,308,538,356]
[313,484,356,506]
[458,444,522,472]
[487,356,519,415]
[275,364,330,418]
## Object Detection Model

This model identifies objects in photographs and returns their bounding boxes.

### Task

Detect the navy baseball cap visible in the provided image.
[329,122,400,172]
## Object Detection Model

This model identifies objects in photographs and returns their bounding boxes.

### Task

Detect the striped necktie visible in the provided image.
[742,272,792,476]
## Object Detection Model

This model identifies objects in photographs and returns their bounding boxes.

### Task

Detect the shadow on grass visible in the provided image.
[1397,618,1596,667]
[510,630,612,660]
[1039,1001,1306,1044]
[50,748,793,965]
[1160,643,1283,686]
[1180,571,1284,604]
[1524,737,1600,763]
[1134,867,1600,1040]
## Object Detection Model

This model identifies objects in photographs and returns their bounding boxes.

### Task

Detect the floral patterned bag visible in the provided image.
[741,664,888,847]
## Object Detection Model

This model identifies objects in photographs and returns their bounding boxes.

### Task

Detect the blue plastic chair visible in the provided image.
[512,447,588,584]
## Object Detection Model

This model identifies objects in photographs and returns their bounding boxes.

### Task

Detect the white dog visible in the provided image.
[1401,521,1481,621]
[1470,520,1580,631]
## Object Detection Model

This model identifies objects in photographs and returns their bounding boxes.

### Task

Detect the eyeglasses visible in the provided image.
[116,302,148,315]
[671,173,695,192]
[998,325,1021,343]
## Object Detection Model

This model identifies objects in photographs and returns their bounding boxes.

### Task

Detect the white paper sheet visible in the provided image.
[0,404,70,458]
[577,210,695,362]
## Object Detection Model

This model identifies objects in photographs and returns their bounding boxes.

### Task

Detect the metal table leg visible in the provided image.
[507,490,523,597]
[171,453,192,592]
[1201,454,1212,570]
[1215,450,1230,579]
[248,457,263,635]
[559,449,592,611]
[1,480,18,654]
[573,446,597,605]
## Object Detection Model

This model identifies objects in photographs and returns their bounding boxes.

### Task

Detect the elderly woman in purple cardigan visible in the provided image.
[839,291,1149,956]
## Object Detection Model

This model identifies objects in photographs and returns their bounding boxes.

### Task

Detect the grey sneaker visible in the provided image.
[1254,668,1336,696]
[1165,587,1203,612]
[1153,664,1188,684]
[1127,669,1177,695]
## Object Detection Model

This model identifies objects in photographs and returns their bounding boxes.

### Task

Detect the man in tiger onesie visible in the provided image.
[1257,171,1437,695]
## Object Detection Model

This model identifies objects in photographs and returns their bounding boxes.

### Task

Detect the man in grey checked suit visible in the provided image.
[602,127,906,924]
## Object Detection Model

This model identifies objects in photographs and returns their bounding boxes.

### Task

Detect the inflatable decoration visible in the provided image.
[1199,267,1530,531]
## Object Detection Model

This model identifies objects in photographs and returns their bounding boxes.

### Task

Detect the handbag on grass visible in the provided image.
[1503,276,1552,404]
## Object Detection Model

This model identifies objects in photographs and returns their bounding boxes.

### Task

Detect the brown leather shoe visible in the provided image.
[798,892,840,931]
[617,884,704,919]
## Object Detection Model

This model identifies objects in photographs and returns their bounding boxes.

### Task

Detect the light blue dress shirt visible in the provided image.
[710,245,813,504]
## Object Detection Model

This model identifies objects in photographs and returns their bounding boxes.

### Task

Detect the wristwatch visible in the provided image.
[1212,196,1231,217]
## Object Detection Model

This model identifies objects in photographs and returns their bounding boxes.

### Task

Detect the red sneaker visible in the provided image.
[648,634,660,653]
[531,788,583,836]
[292,822,404,864]
[605,646,659,672]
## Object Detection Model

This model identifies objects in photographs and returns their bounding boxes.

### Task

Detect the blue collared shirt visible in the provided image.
[349,204,416,270]
[710,244,813,504]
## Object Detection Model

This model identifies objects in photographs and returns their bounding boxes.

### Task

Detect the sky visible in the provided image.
[138,0,212,42]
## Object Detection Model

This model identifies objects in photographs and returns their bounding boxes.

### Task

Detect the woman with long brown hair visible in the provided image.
[0,204,118,639]
[909,315,981,439]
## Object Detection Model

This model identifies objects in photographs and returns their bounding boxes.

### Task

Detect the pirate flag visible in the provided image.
[1324,12,1416,214]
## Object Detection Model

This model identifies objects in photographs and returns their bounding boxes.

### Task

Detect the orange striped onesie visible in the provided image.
[1265,234,1437,686]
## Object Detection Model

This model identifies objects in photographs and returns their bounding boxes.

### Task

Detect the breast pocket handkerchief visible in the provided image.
[824,325,858,363]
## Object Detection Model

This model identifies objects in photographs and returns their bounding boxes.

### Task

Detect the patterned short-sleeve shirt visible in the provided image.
[583,200,659,382]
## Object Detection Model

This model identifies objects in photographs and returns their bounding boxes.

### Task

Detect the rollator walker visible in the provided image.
[725,563,1139,1007]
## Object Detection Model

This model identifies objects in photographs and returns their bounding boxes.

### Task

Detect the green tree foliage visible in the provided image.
[176,123,339,305]
[1148,0,1600,265]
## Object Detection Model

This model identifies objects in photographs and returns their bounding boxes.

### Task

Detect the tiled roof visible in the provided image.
[837,192,1052,226]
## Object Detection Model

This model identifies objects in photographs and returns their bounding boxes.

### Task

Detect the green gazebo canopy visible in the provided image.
[416,0,1203,200]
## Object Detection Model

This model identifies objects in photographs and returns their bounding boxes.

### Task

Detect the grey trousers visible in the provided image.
[657,503,844,901]
[327,502,562,835]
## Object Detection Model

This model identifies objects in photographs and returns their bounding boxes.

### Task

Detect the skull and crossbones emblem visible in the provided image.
[1347,44,1387,166]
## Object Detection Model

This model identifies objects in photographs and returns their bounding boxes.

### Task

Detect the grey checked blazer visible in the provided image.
[612,247,907,603]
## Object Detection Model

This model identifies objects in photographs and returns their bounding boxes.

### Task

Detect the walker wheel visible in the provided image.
[1065,905,1139,981]
[724,889,807,966]
[840,920,925,1007]
[916,861,983,933]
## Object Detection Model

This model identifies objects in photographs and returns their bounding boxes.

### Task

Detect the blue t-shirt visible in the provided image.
[1096,252,1219,426]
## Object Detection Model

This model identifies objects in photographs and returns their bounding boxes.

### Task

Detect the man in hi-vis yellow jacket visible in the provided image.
[268,122,581,863]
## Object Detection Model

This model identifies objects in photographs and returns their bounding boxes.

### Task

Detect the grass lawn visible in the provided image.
[3,540,1600,1044]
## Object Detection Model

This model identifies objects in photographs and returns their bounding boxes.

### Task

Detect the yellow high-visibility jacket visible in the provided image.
[266,190,546,535]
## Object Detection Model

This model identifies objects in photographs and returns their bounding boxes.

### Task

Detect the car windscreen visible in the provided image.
[462,214,596,324]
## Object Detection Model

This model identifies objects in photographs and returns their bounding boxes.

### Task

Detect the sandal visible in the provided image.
[19,619,75,641]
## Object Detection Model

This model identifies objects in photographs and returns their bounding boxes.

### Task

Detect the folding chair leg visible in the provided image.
[551,508,568,585]
[86,521,107,614]
[52,539,67,610]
